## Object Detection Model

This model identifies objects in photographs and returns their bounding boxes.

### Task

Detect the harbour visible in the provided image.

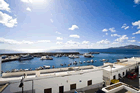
[1,49,139,73]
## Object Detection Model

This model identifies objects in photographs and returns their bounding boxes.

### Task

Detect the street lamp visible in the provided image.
[19,77,24,93]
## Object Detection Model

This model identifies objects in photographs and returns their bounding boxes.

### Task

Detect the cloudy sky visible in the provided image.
[0,0,140,51]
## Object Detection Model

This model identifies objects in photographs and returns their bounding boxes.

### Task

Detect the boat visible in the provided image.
[87,60,90,63]
[40,56,53,60]
[73,61,77,65]
[11,69,18,72]
[19,54,34,61]
[60,64,63,66]
[68,64,70,67]
[79,61,82,64]
[68,55,79,59]
[36,67,43,70]
[70,63,72,65]
[55,54,62,57]
[91,59,94,62]
[43,65,50,69]
[24,69,29,71]
[83,53,94,58]
[83,61,86,63]
[100,59,106,62]
[52,65,55,68]
[95,60,97,62]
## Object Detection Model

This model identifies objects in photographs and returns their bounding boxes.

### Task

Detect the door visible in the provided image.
[44,88,52,93]
[59,86,64,93]
[70,84,76,90]
[113,75,116,79]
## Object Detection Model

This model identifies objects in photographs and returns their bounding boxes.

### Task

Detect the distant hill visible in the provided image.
[108,45,140,49]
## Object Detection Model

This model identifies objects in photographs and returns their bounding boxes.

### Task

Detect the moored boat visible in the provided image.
[19,54,34,61]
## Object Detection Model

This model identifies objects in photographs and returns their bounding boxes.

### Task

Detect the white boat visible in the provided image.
[91,59,94,62]
[83,53,94,58]
[87,60,90,63]
[43,65,50,69]
[73,61,77,65]
[19,54,34,61]
[69,55,79,59]
[36,67,43,70]
[40,56,53,60]
[83,61,86,63]
[24,69,29,71]
[11,69,18,72]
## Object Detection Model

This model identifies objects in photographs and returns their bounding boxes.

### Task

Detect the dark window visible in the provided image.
[70,84,76,90]
[113,75,116,79]
[59,86,64,93]
[87,80,92,86]
[118,73,121,78]
[123,72,124,75]
[44,88,52,93]
[126,70,127,73]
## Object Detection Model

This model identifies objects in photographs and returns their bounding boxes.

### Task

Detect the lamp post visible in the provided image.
[19,77,24,93]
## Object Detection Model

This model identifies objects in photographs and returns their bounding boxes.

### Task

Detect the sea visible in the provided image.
[1,49,140,72]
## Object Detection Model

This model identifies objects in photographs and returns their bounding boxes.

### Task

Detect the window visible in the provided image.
[123,72,124,75]
[44,88,52,93]
[87,80,92,86]
[118,73,121,77]
[113,75,116,79]
[70,84,76,90]
[59,86,64,93]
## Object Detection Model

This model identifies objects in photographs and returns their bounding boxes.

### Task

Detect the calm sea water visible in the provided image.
[1,49,140,72]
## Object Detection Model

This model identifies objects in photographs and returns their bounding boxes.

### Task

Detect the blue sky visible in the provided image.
[0,0,140,51]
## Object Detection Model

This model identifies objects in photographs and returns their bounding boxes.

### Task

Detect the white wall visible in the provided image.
[103,65,136,80]
[8,69,103,93]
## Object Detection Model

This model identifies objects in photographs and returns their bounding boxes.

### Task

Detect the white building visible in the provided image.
[102,57,140,85]
[0,66,103,93]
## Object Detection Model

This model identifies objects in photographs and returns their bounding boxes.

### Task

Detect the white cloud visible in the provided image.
[65,40,80,45]
[69,35,80,38]
[115,35,128,42]
[56,41,63,45]
[105,33,108,35]
[102,29,108,32]
[132,37,135,39]
[26,7,31,12]
[109,27,116,32]
[21,0,32,3]
[0,11,17,27]
[68,25,79,30]
[128,40,136,42]
[132,30,140,35]
[111,34,121,37]
[112,42,120,44]
[55,31,61,34]
[134,0,140,4]
[37,40,51,43]
[121,24,129,30]
[132,20,140,29]
[0,37,33,44]
[124,26,129,30]
[56,37,63,40]
[97,39,110,44]
[82,41,89,44]
[50,19,53,23]
[0,0,11,12]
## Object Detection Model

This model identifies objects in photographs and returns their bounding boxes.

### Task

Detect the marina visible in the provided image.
[1,51,139,73]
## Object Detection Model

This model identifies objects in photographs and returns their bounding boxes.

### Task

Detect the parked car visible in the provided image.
[127,72,137,80]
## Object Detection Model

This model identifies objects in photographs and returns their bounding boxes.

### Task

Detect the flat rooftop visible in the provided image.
[0,65,101,83]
